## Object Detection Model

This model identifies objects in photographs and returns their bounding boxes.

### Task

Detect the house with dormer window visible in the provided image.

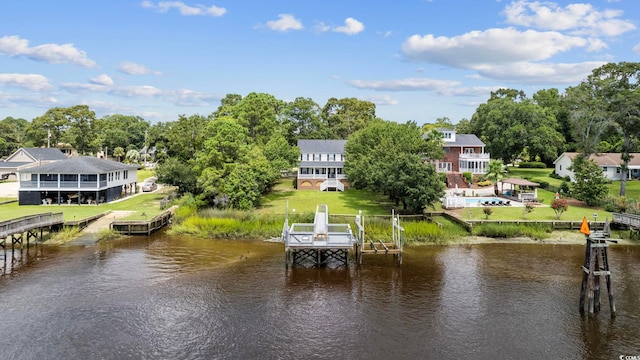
[429,129,490,175]
[297,140,348,191]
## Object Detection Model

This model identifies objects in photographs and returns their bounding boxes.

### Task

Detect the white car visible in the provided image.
[141,181,157,192]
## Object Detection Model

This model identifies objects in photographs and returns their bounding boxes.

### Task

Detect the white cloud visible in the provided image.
[349,78,460,91]
[314,21,331,33]
[503,0,635,37]
[473,61,606,84]
[118,61,161,75]
[90,74,114,86]
[0,73,53,91]
[61,78,219,108]
[633,43,640,54]
[165,88,221,106]
[110,85,164,97]
[141,1,226,17]
[333,18,365,35]
[359,94,398,106]
[266,14,303,32]
[0,35,97,68]
[0,92,58,108]
[402,28,587,68]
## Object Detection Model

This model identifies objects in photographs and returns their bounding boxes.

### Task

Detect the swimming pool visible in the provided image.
[464,197,505,206]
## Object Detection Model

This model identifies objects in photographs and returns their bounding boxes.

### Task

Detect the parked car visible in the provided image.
[141,181,157,192]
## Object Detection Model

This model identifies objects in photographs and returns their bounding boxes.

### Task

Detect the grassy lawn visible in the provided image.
[258,179,394,215]
[0,187,171,222]
[505,167,564,187]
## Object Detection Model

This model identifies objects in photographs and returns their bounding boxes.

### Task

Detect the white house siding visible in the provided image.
[554,152,640,181]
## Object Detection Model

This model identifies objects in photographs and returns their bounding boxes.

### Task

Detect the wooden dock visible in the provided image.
[281,205,404,267]
[353,210,404,265]
[0,212,64,249]
[612,212,640,238]
[111,207,176,235]
[282,204,355,267]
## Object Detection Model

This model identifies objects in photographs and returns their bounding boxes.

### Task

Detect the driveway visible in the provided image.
[0,181,18,198]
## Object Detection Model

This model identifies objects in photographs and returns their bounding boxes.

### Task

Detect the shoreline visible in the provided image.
[439,230,639,246]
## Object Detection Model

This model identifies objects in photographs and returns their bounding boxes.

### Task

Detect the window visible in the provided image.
[313,154,321,161]
[559,165,562,171]
[124,170,128,179]
[464,148,474,154]
[616,167,621,174]
[602,167,607,172]
[329,154,335,161]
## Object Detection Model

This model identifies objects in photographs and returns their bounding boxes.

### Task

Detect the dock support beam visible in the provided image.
[579,236,616,317]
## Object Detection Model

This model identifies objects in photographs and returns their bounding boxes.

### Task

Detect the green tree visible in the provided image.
[345,120,444,213]
[564,82,613,157]
[0,116,30,157]
[322,97,377,139]
[165,114,210,162]
[281,97,329,143]
[93,114,149,153]
[469,89,564,164]
[569,156,609,206]
[263,132,300,173]
[485,159,508,196]
[125,149,140,164]
[234,92,285,144]
[589,62,640,196]
[113,147,125,162]
[156,157,198,195]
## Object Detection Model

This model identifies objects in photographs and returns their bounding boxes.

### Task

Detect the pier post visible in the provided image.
[578,217,616,317]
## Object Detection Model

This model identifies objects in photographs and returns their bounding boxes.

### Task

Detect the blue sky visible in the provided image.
[0,1,638,125]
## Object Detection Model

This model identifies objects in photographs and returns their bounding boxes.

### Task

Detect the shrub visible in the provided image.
[550,198,569,219]
[482,206,493,219]
[549,172,562,180]
[536,180,549,189]
[518,161,547,168]
[462,172,473,184]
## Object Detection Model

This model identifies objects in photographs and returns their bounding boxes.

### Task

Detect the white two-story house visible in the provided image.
[297,140,348,191]
[18,156,139,205]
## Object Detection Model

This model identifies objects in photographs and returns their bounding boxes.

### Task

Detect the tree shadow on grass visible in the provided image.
[339,190,395,215]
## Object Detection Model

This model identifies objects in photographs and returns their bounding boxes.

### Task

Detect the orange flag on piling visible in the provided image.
[579,217,590,235]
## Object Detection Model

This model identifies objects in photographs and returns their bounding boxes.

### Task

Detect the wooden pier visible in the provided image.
[353,210,404,265]
[612,212,640,238]
[111,207,176,235]
[0,213,64,250]
[281,205,404,267]
[282,204,355,267]
[579,218,616,317]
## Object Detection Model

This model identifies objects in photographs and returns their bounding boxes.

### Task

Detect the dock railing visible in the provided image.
[0,212,64,239]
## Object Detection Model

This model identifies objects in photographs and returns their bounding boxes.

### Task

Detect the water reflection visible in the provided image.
[0,235,638,359]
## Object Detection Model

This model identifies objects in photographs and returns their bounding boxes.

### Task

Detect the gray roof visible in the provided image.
[0,161,30,169]
[298,139,346,153]
[13,147,68,161]
[445,134,485,147]
[21,156,138,174]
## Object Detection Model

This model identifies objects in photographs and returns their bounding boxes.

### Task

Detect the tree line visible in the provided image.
[1,62,638,210]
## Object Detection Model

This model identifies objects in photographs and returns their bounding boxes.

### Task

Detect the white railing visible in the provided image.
[298,174,347,180]
[442,195,465,209]
[459,153,490,159]
[320,179,344,191]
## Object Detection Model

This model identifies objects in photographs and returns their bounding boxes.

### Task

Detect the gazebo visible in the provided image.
[500,178,540,202]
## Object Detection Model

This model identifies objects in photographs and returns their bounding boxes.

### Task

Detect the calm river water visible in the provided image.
[0,233,639,360]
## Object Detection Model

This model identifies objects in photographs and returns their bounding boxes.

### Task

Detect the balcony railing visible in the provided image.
[459,153,490,159]
[298,174,347,180]
[19,180,102,189]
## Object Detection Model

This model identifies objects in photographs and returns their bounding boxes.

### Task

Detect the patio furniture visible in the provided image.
[505,200,511,206]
